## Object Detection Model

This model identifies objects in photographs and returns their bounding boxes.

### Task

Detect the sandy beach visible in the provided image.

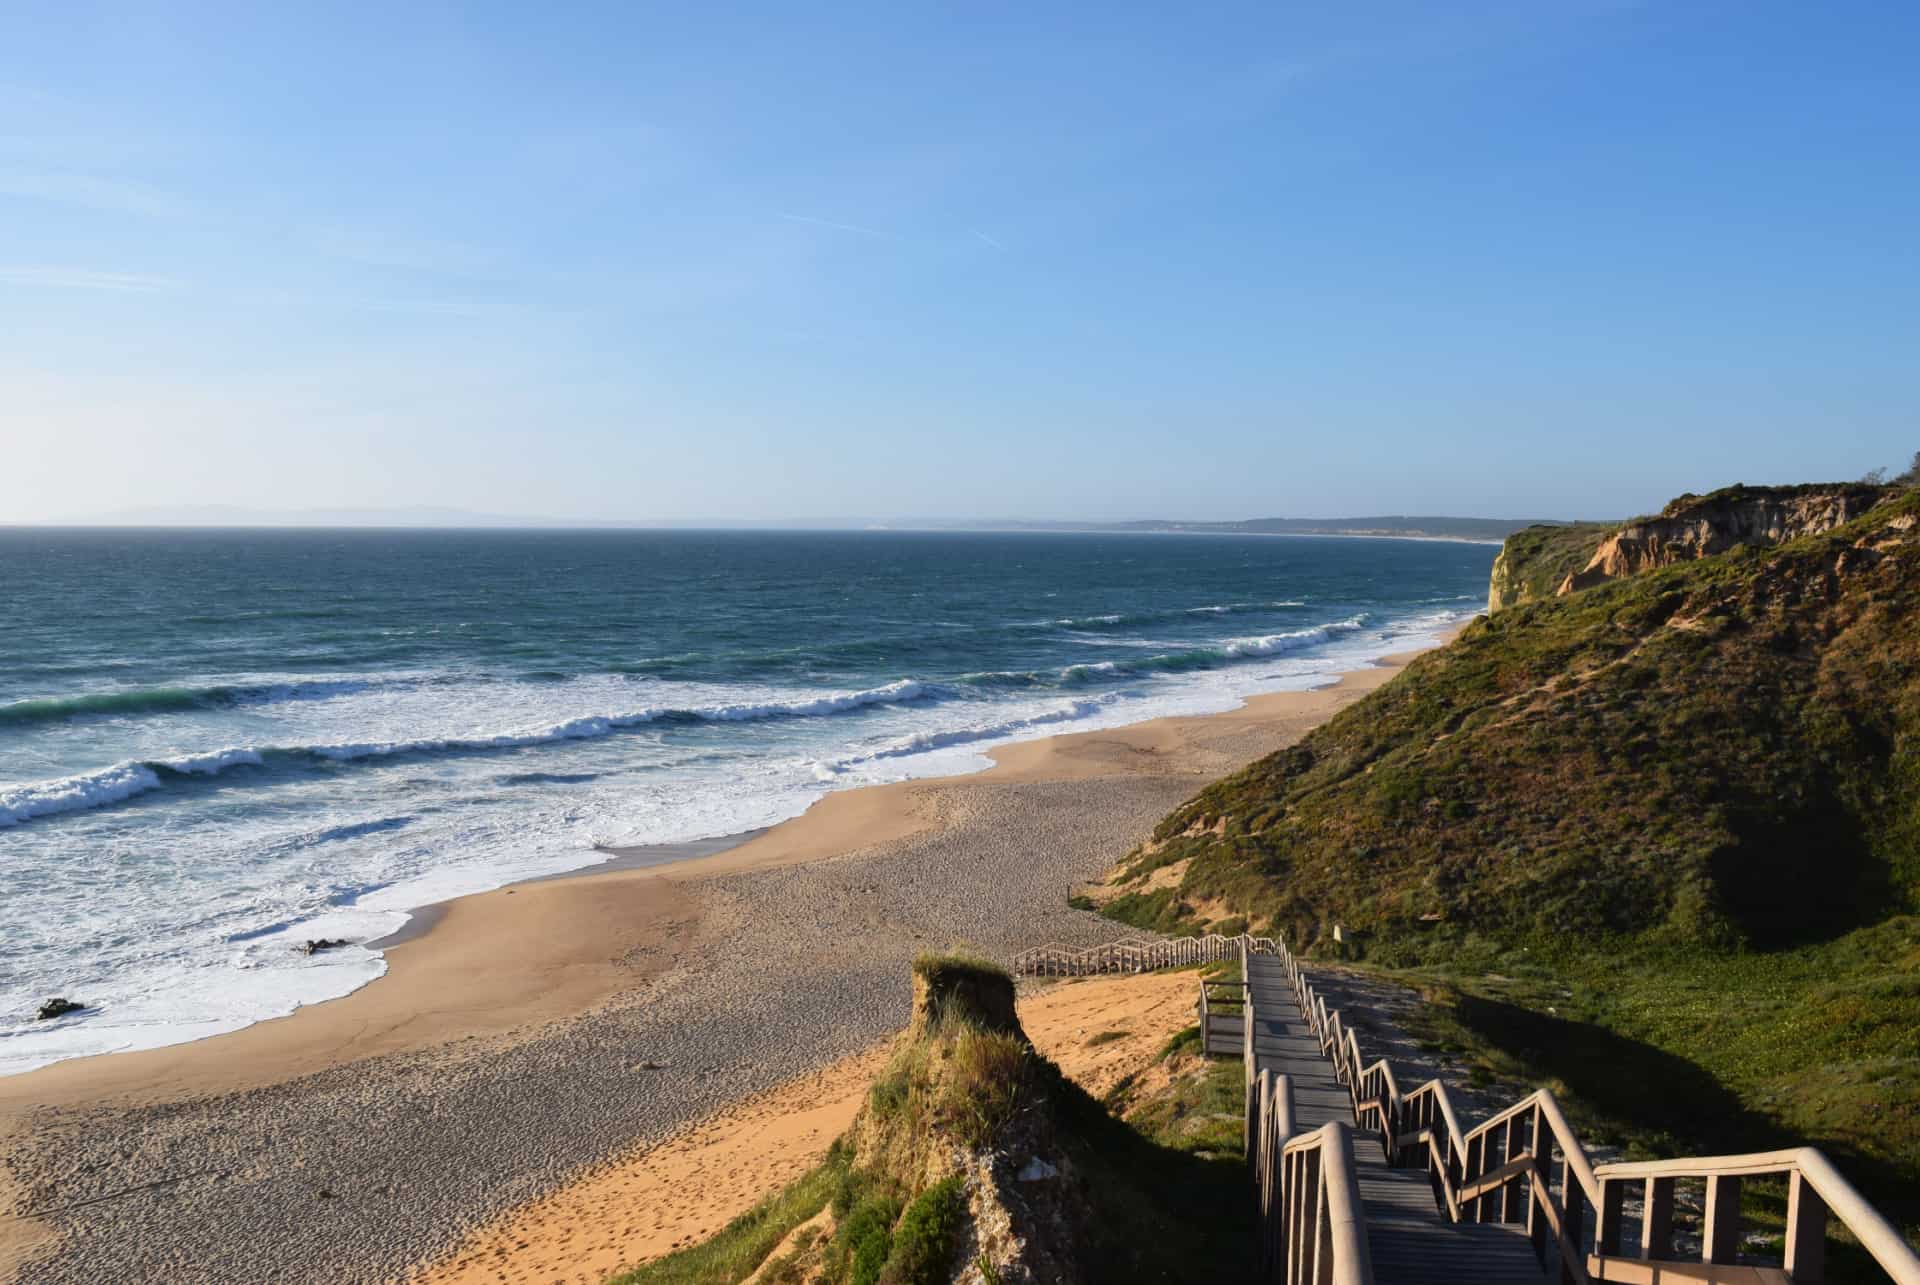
[414,969,1204,1285]
[0,640,1440,1284]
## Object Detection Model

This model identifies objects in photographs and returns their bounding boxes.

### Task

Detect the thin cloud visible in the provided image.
[0,265,180,292]
[305,221,507,276]
[0,171,192,220]
[970,229,1006,251]
[775,211,891,238]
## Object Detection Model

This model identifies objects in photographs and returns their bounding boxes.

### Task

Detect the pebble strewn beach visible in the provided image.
[1,666,1404,1284]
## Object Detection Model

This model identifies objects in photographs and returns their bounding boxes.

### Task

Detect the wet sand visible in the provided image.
[0,638,1445,1283]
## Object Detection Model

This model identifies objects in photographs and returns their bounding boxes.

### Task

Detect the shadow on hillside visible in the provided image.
[1453,993,1920,1271]
[1053,1069,1260,1280]
[1714,802,1894,949]
[1456,993,1765,1149]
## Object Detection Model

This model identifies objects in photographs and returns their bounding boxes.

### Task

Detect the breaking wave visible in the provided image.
[813,698,1115,776]
[0,678,385,727]
[0,680,936,827]
[963,616,1370,688]
[1,616,1384,829]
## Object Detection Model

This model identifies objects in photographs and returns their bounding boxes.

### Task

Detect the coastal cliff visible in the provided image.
[1558,483,1887,595]
[1111,477,1918,949]
[1097,479,1920,1225]
[1485,521,1615,612]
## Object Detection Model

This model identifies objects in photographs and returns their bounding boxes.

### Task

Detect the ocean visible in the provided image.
[0,528,1493,1074]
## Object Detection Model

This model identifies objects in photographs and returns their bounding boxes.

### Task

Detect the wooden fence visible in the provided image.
[1252,1063,1377,1284]
[1280,941,1920,1285]
[1015,928,1920,1282]
[1011,931,1280,977]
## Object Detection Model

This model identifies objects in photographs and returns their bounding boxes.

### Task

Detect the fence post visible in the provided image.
[1785,1169,1828,1284]
[1559,1149,1584,1285]
[1526,1106,1545,1255]
[1703,1174,1741,1265]
[1501,1115,1523,1223]
[1597,1177,1623,1256]
[1467,1133,1487,1222]
[1244,972,1258,1154]
[1255,1067,1271,1182]
[1640,1176,1674,1260]
[1270,1074,1295,1284]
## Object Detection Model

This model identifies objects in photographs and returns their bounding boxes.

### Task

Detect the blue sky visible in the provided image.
[5,1,1918,523]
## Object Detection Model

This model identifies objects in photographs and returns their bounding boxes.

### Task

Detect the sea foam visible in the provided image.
[0,679,939,826]
[0,762,164,827]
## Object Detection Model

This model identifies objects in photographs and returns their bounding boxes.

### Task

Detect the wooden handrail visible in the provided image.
[1277,1121,1376,1285]
[1269,933,1918,1284]
[1019,924,1918,1282]
[1257,1071,1299,1280]
[1585,1149,1920,1284]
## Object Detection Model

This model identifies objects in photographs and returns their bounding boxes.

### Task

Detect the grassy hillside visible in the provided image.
[1097,485,1920,1234]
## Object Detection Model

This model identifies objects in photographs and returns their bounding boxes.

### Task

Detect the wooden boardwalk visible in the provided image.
[1243,952,1549,1284]
[1025,933,1920,1285]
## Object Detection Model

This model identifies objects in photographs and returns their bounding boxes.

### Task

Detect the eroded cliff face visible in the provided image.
[1485,522,1616,612]
[1486,544,1516,614]
[1559,484,1889,595]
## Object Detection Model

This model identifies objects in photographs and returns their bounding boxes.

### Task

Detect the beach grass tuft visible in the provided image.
[607,1140,851,1285]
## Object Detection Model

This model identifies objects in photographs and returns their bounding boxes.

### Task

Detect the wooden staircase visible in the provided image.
[1023,933,1920,1285]
[1243,949,1548,1283]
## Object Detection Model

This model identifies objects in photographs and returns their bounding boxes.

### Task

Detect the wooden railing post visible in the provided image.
[1558,1149,1585,1285]
[1702,1173,1741,1266]
[1292,1146,1320,1285]
[1527,1106,1546,1257]
[1256,1066,1272,1185]
[1259,1071,1275,1279]
[1241,940,1256,1155]
[1318,1122,1377,1285]
[1500,1114,1523,1223]
[1265,1073,1296,1284]
[1597,1177,1623,1257]
[1467,1132,1488,1222]
[1311,1149,1332,1285]
[1639,1176,1675,1261]
[1785,1169,1828,1283]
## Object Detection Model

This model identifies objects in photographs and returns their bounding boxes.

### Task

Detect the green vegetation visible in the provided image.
[1084,1029,1130,1047]
[909,949,1010,992]
[1157,1023,1204,1061]
[1060,1050,1257,1277]
[830,1186,901,1285]
[1121,484,1920,950]
[616,954,1259,1283]
[1101,483,1920,1241]
[1115,1043,1247,1157]
[1095,885,1195,934]
[1379,942,1916,1281]
[608,1143,850,1285]
[882,1178,965,1285]
[1486,520,1615,610]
